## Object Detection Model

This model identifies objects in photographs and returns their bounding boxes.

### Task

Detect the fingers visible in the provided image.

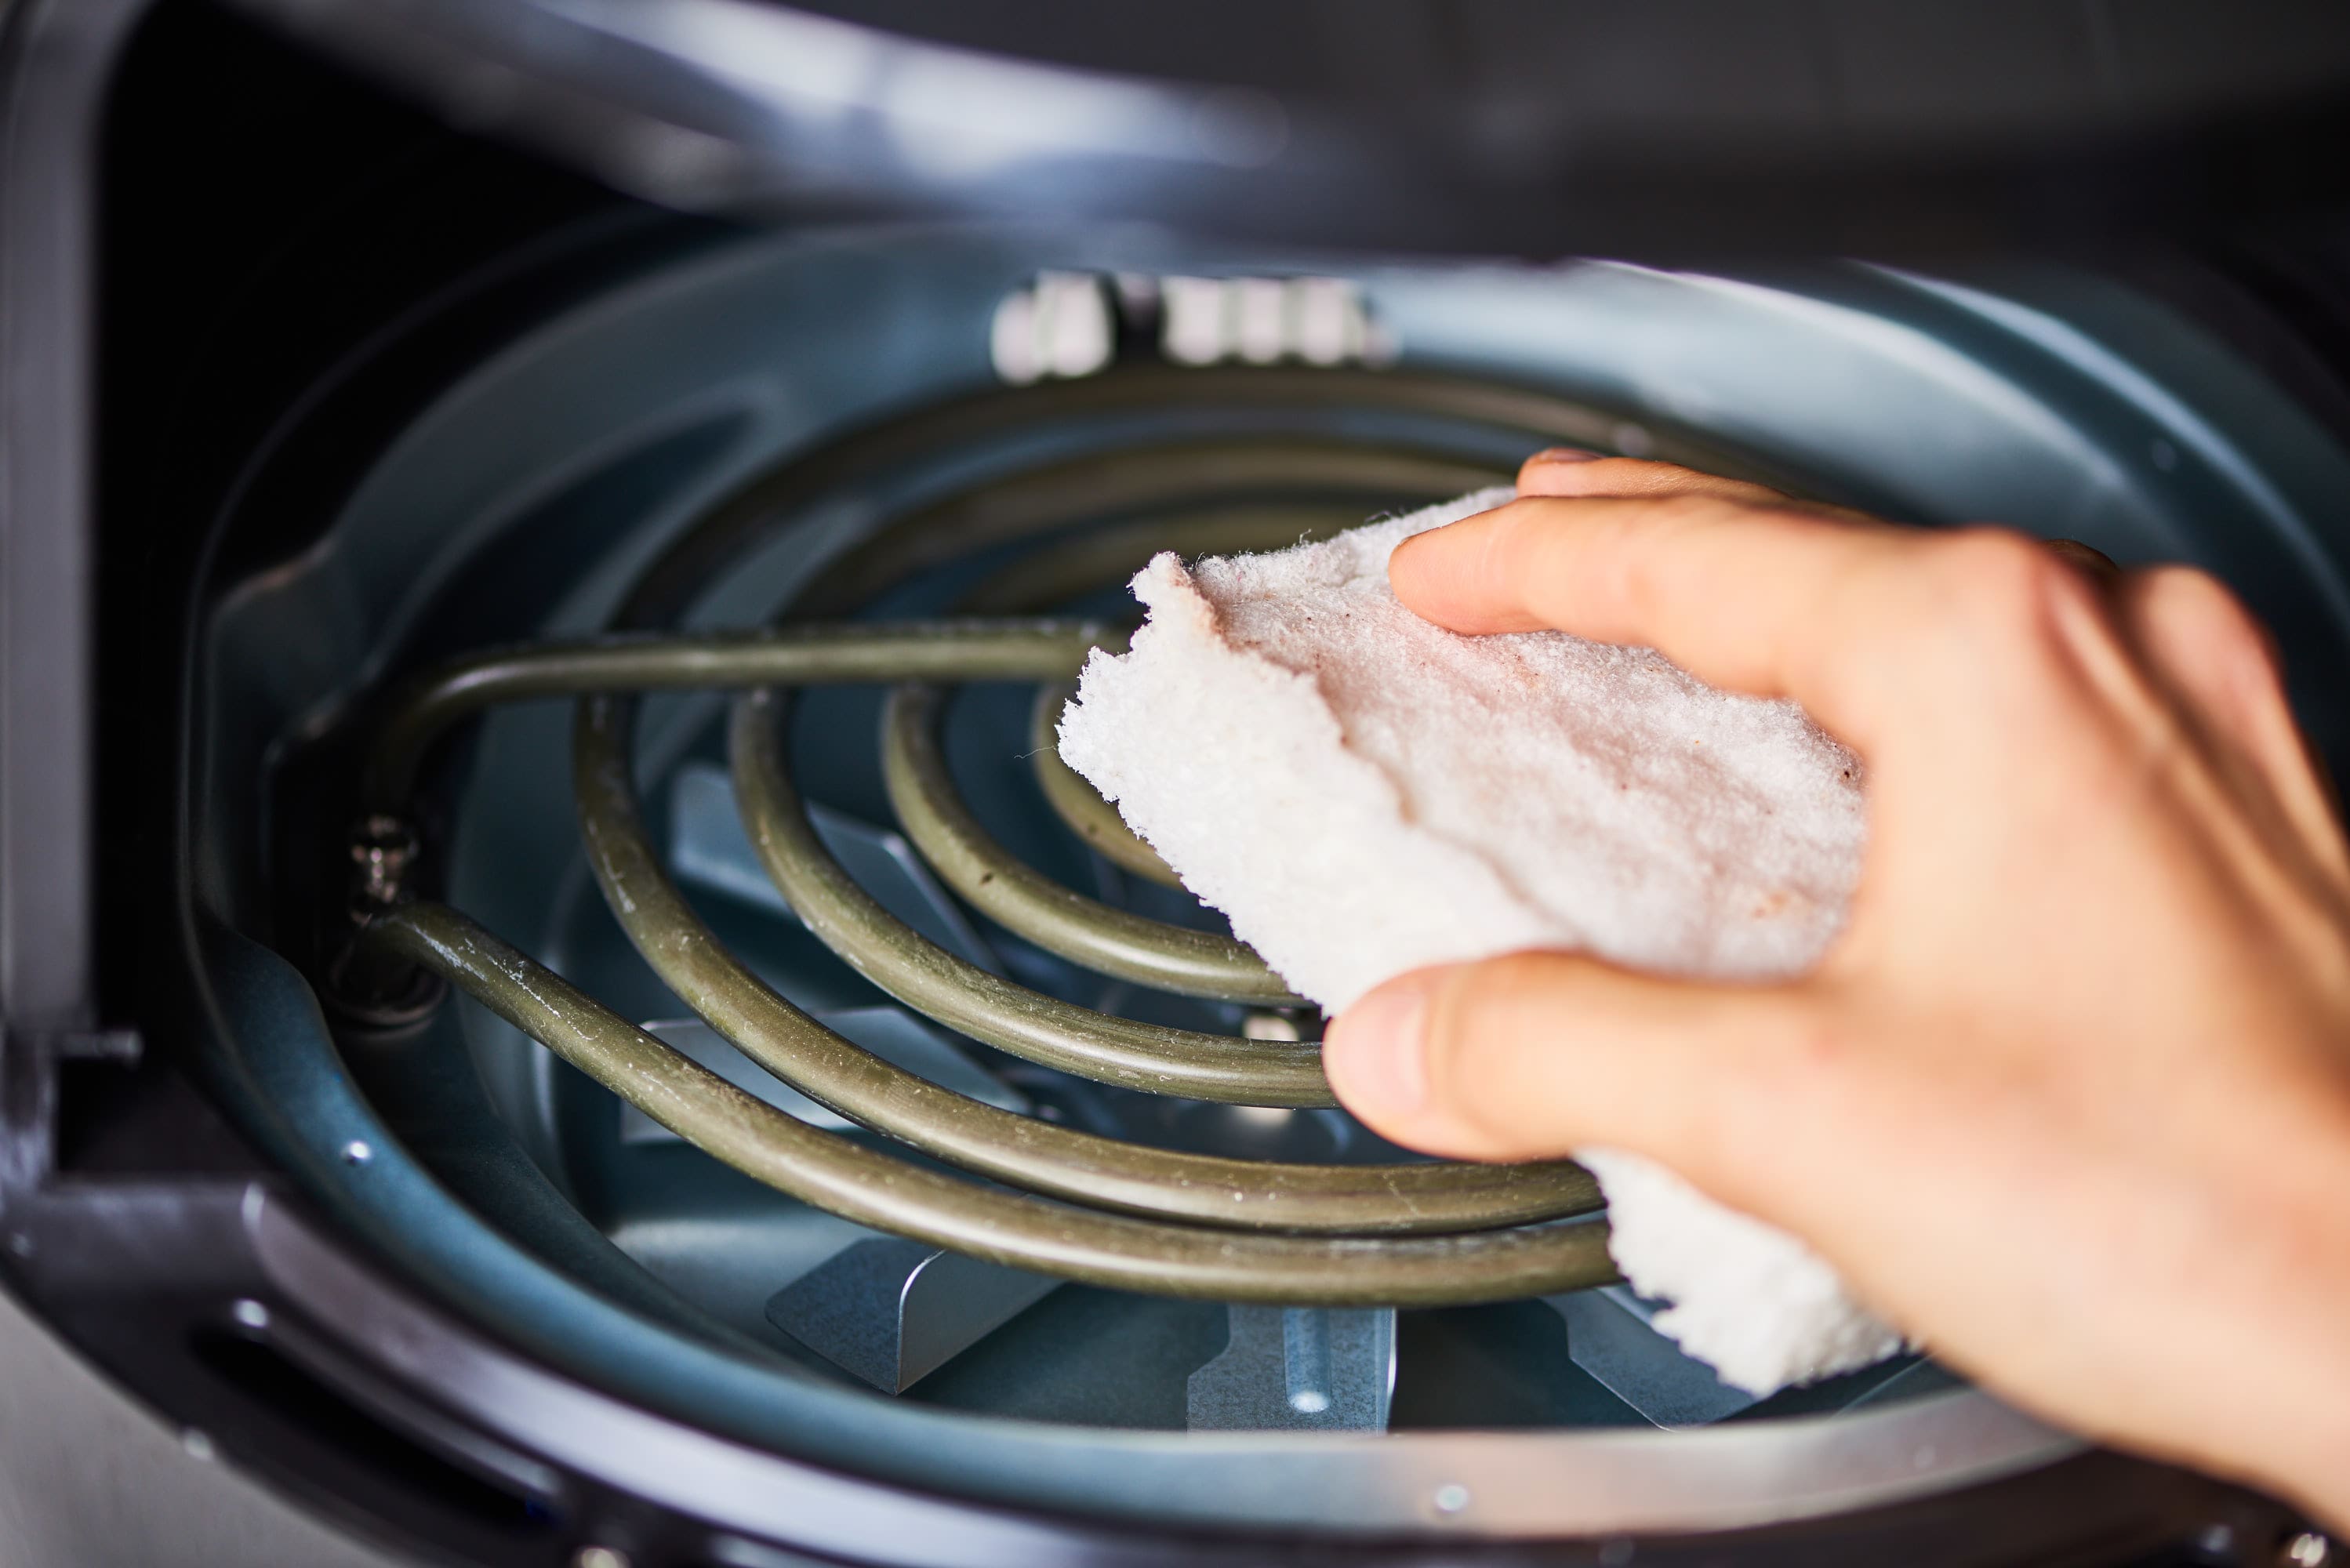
[1516,449,1888,528]
[1516,448,1789,506]
[1404,453,2159,753]
[1323,951,1822,1178]
[1389,488,1923,744]
[2117,566,2350,880]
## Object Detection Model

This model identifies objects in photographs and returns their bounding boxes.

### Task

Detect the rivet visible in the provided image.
[1432,1483,1470,1515]
[231,1299,270,1330]
[1611,422,1654,458]
[5,1231,31,1258]
[2150,437,2180,473]
[574,1547,632,1568]
[341,1139,374,1166]
[181,1428,216,1461]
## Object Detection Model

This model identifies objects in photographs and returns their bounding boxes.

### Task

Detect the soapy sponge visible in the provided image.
[1055,487,1903,1394]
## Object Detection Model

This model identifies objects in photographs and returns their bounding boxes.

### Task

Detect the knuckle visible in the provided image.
[1480,500,1559,589]
[1617,490,1745,573]
[2141,564,2279,673]
[1418,954,1564,1132]
[1722,998,1869,1147]
[1939,528,2081,621]
[1923,529,2108,670]
[1420,954,1538,1083]
[1484,494,1552,546]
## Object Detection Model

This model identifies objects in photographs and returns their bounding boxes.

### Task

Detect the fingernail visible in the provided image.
[1324,982,1430,1122]
[2044,537,2122,583]
[1525,446,1600,465]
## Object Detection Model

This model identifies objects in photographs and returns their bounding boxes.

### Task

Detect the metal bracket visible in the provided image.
[1186,1305,1395,1432]
[765,1237,1059,1394]
[1546,1285,1758,1428]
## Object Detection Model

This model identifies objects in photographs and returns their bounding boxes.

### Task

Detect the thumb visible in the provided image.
[1322,952,1818,1175]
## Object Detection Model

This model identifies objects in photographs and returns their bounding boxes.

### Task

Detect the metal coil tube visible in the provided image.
[569,677,1602,1235]
[1026,677,1186,889]
[790,439,1503,619]
[370,902,1618,1303]
[723,686,1331,1105]
[881,683,1298,1004]
[946,503,1388,895]
[362,620,1108,814]
[949,505,1368,618]
[612,365,1767,629]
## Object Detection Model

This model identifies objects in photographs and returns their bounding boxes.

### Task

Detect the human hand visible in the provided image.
[1320,448,2350,1526]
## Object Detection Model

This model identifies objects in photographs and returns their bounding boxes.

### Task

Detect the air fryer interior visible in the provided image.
[181,218,2350,1539]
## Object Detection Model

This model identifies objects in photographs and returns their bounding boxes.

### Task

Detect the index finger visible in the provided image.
[1388,492,1926,746]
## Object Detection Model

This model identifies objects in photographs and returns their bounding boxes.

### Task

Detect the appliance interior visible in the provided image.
[38,5,2350,1563]
[202,192,2350,1532]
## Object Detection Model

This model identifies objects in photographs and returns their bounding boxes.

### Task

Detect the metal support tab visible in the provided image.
[1186,1305,1395,1432]
[766,1236,1059,1393]
[1548,1285,1758,1428]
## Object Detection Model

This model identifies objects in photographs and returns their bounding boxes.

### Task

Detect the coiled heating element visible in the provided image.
[335,366,1750,1308]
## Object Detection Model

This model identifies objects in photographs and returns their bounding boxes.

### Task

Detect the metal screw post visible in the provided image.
[350,814,420,908]
[325,816,445,1026]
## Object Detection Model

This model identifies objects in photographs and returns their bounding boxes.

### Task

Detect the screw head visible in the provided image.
[349,815,420,906]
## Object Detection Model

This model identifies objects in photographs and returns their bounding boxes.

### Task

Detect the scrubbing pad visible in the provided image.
[1055,487,1903,1393]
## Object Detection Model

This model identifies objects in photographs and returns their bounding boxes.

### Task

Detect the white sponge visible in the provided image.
[1055,488,1903,1394]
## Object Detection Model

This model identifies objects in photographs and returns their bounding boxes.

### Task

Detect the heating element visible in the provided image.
[327,365,1747,1315]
